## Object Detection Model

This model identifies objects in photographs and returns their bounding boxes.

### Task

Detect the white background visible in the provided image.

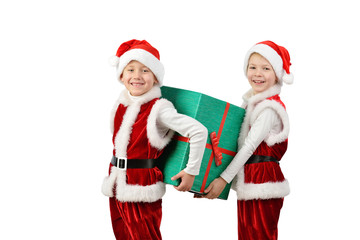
[1,0,359,239]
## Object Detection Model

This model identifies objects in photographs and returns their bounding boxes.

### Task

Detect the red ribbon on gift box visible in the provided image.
[210,132,223,166]
[173,102,237,193]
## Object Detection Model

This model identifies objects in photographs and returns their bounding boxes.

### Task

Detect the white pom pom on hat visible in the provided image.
[282,72,294,84]
[108,55,120,67]
[244,41,294,85]
[109,39,165,86]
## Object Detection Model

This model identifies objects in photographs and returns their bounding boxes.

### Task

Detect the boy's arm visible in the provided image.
[220,108,279,183]
[157,105,208,188]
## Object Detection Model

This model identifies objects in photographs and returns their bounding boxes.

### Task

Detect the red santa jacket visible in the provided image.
[102,87,174,202]
[234,85,290,200]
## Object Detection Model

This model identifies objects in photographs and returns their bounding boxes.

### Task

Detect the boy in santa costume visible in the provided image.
[102,39,208,240]
[203,41,293,240]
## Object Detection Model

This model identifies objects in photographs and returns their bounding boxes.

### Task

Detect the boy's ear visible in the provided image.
[154,75,159,84]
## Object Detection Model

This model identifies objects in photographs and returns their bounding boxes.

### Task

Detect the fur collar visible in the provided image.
[110,85,162,134]
[117,85,162,107]
[242,84,282,109]
[238,84,287,147]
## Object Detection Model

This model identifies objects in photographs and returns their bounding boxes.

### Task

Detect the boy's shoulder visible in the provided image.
[265,95,286,109]
[153,97,175,111]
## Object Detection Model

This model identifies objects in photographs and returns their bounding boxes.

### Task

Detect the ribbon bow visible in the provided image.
[210,132,223,166]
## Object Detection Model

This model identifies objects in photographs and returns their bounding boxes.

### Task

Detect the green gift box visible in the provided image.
[158,86,245,199]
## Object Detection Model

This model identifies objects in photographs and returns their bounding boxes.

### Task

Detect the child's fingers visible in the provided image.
[204,183,219,199]
[207,192,217,199]
[172,171,194,192]
[173,182,187,192]
[171,173,181,181]
[204,182,213,193]
[171,170,184,181]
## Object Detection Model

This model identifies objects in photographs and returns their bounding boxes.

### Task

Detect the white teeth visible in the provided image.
[253,80,264,83]
[131,82,144,86]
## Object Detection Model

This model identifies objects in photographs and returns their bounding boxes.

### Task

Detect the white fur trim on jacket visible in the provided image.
[110,86,162,133]
[147,99,175,150]
[234,84,290,200]
[238,84,289,147]
[102,167,166,202]
[103,85,166,202]
[113,101,141,158]
[250,98,289,146]
[233,166,290,200]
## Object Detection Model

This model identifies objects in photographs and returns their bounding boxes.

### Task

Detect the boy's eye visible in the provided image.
[143,69,150,72]
[264,65,273,71]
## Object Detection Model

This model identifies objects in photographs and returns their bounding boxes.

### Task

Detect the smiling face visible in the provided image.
[247,53,277,95]
[120,60,158,96]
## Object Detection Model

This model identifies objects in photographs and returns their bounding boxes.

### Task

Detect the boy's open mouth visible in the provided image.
[131,82,145,87]
[253,80,265,84]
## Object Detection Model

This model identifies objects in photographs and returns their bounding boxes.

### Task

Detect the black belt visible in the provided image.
[111,156,156,169]
[246,155,279,165]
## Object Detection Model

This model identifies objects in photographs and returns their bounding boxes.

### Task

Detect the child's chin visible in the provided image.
[129,89,149,96]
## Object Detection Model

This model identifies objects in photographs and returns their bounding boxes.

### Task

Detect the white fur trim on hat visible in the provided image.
[282,72,294,84]
[108,55,120,67]
[111,48,165,86]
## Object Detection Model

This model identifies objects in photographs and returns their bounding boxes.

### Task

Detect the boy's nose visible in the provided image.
[133,71,141,79]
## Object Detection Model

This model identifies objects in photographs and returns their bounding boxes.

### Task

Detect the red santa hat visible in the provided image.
[244,41,294,85]
[109,39,165,86]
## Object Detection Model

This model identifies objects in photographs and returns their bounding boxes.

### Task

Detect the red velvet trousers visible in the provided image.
[237,198,283,240]
[110,197,162,240]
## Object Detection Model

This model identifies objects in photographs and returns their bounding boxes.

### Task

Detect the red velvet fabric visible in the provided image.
[267,95,285,109]
[107,163,163,187]
[244,161,285,184]
[110,98,165,186]
[253,140,287,161]
[109,98,166,239]
[245,95,288,185]
[244,140,287,184]
[236,95,287,239]
[110,198,162,240]
[112,98,164,160]
[237,199,283,240]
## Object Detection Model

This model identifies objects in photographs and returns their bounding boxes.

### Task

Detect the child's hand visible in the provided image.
[203,177,227,199]
[171,170,195,192]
